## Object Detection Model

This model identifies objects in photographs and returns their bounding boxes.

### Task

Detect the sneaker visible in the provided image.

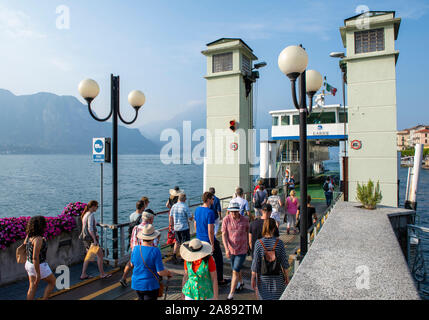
[218,279,231,286]
[236,282,244,292]
[119,278,128,288]
[227,295,234,300]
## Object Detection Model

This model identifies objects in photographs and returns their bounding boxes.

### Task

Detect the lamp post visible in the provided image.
[78,75,146,260]
[330,52,348,201]
[278,45,322,258]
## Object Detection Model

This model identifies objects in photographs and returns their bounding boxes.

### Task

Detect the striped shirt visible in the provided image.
[169,202,191,231]
[130,221,159,250]
[251,237,289,300]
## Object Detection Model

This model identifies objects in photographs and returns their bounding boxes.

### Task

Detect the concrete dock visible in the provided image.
[281,201,420,300]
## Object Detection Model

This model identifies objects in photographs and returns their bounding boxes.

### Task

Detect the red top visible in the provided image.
[253,185,260,195]
[184,256,216,273]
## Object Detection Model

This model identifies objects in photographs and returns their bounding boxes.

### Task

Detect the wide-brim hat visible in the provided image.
[169,187,183,197]
[137,224,160,241]
[180,238,212,262]
[227,201,240,212]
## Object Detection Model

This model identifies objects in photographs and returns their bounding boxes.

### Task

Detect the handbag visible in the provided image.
[140,246,163,298]
[84,243,100,262]
[16,236,28,264]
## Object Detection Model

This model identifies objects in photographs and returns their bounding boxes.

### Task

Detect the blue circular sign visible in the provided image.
[317,125,323,130]
[94,139,104,153]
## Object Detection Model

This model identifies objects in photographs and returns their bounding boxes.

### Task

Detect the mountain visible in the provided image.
[0,89,159,154]
[139,103,206,147]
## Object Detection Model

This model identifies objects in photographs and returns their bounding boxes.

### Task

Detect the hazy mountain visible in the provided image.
[139,103,206,147]
[0,89,159,154]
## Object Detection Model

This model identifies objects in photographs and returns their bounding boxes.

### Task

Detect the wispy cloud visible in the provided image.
[51,57,72,72]
[0,5,46,39]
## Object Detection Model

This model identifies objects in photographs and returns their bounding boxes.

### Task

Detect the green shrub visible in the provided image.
[356,180,382,209]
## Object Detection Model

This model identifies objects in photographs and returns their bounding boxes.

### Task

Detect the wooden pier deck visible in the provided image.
[48,203,328,301]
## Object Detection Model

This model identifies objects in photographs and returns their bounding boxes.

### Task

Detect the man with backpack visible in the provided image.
[253,185,268,219]
[323,177,334,207]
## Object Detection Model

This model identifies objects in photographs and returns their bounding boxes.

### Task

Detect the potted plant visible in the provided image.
[356,179,382,210]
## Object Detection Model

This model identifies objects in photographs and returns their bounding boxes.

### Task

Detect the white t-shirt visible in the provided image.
[233,197,250,216]
[129,211,141,223]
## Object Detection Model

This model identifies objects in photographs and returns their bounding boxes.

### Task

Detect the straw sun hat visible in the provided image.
[136,224,160,241]
[180,238,212,262]
[169,186,183,197]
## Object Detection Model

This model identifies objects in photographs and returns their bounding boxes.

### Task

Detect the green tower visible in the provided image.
[340,11,401,206]
[201,38,258,198]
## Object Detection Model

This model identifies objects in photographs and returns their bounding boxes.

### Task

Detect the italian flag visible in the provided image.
[324,77,337,96]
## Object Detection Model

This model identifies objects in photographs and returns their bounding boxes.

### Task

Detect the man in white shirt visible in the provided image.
[233,187,250,217]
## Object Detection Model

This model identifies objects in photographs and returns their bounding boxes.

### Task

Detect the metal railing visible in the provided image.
[96,192,255,266]
[407,224,429,299]
[281,151,300,163]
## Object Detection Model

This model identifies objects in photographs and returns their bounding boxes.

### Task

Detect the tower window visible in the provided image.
[272,116,279,126]
[242,55,251,75]
[281,115,290,126]
[213,52,233,73]
[355,28,384,54]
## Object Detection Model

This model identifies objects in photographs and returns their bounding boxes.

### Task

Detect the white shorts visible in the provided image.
[25,261,53,279]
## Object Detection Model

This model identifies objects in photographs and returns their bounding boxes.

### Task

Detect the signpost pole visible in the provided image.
[100,162,104,249]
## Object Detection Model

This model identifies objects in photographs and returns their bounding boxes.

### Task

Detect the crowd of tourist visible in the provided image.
[22,180,322,301]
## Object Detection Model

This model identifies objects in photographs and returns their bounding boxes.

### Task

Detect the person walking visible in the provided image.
[209,187,222,235]
[253,184,268,219]
[296,195,317,233]
[24,216,56,300]
[251,219,289,300]
[180,238,219,300]
[169,192,192,264]
[267,188,282,228]
[80,200,111,280]
[129,197,149,223]
[284,190,299,235]
[221,202,250,300]
[282,170,290,196]
[233,187,251,218]
[323,177,335,207]
[166,186,182,249]
[130,224,172,300]
[120,209,157,287]
[194,191,229,286]
[249,204,279,257]
[288,175,296,191]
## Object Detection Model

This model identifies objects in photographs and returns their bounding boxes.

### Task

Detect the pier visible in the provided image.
[0,192,333,300]
[280,201,420,300]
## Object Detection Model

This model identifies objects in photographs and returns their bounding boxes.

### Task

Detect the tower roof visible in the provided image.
[206,38,253,52]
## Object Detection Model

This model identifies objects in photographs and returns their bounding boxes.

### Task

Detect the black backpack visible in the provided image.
[323,181,329,192]
[259,239,282,276]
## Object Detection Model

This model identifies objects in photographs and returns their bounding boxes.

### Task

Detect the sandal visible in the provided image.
[101,274,112,279]
[80,275,93,280]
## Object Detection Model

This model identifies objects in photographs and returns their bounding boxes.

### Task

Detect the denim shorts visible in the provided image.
[175,229,190,244]
[230,254,246,272]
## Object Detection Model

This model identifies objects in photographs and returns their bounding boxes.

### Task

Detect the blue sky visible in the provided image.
[0,0,428,132]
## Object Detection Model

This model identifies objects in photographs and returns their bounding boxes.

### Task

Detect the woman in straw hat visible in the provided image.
[180,239,218,300]
[130,224,172,300]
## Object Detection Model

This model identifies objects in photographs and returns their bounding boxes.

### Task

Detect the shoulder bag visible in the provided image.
[16,235,29,264]
[140,246,164,298]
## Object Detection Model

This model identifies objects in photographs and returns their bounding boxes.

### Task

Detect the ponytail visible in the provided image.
[81,200,98,220]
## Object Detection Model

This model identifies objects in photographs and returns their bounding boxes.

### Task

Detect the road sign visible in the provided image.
[93,138,105,162]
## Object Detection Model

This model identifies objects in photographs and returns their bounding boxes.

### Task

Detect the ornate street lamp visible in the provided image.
[278,45,322,258]
[78,74,146,260]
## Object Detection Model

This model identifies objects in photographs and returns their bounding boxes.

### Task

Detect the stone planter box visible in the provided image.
[0,217,85,287]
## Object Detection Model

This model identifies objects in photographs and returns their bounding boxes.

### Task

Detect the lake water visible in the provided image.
[0,155,428,228]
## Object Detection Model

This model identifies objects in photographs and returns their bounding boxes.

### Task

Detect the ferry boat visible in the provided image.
[266,94,347,185]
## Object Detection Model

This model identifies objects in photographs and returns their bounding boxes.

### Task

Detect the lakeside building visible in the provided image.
[396,125,429,150]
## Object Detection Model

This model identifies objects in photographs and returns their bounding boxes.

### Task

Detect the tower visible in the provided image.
[340,11,401,206]
[201,38,258,198]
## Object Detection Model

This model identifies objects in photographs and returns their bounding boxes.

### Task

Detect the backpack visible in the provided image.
[323,181,329,192]
[254,190,265,209]
[259,239,282,276]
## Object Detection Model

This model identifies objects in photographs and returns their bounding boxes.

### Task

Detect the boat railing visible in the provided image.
[407,224,429,298]
[281,151,300,163]
[96,191,255,267]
